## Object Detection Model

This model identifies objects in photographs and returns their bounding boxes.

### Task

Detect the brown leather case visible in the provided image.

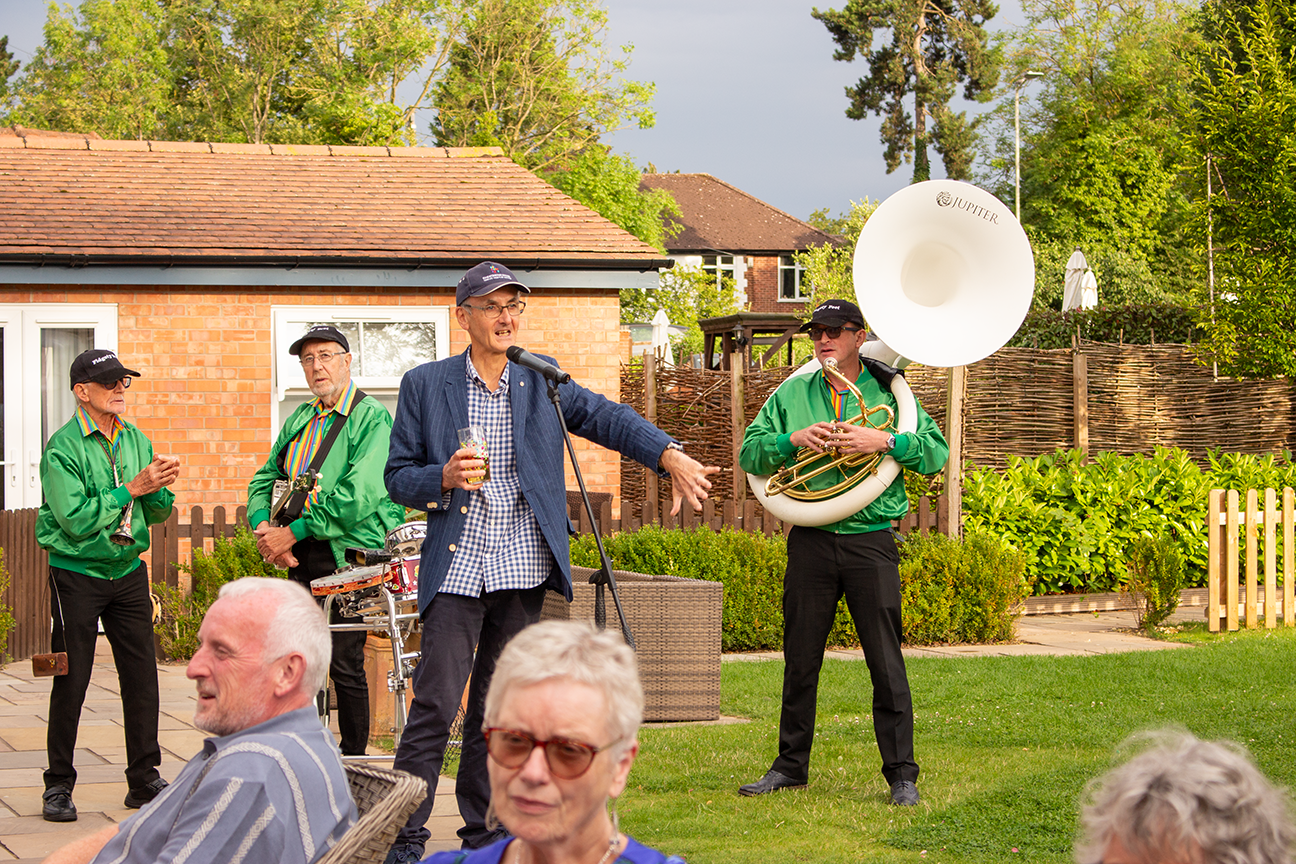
[32,652,69,677]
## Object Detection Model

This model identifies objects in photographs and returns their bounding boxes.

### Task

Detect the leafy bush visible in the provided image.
[0,549,14,664]
[570,525,1025,651]
[1125,532,1185,630]
[899,531,1030,645]
[963,448,1210,595]
[156,527,285,660]
[1008,303,1202,349]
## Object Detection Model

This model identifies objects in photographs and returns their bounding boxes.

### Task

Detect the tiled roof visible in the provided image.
[640,173,842,255]
[0,131,666,268]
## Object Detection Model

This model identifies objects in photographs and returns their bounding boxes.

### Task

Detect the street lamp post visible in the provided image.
[1013,70,1044,219]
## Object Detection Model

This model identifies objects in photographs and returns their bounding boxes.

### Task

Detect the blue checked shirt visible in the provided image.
[438,355,553,597]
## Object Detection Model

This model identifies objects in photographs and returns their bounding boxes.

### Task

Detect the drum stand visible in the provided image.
[320,585,421,759]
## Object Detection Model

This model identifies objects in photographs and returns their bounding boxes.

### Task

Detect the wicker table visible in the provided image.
[541,567,722,722]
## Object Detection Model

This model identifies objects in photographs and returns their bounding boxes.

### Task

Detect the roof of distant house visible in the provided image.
[0,128,666,269]
[640,172,842,256]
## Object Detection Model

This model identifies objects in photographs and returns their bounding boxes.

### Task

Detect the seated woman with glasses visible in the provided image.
[421,620,682,864]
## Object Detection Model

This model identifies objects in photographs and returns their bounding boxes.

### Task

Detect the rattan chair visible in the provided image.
[316,762,426,864]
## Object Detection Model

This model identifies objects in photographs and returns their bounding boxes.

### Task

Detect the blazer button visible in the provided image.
[428,502,438,510]
[448,543,457,552]
[460,506,468,514]
[519,380,525,386]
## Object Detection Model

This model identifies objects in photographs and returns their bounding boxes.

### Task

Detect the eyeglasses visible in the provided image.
[483,727,616,779]
[808,325,862,341]
[299,351,346,368]
[461,300,527,320]
[89,377,131,390]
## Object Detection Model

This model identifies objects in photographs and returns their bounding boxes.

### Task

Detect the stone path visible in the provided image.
[0,607,1200,862]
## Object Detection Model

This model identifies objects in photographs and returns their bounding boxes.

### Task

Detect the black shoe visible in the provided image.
[383,842,426,864]
[124,777,169,809]
[738,769,807,797]
[42,788,77,822]
[890,779,920,806]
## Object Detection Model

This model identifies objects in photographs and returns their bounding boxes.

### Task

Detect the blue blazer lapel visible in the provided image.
[443,352,471,434]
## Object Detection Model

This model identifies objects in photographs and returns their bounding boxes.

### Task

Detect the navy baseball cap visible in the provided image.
[289,324,350,356]
[799,299,866,332]
[457,262,531,305]
[69,349,141,389]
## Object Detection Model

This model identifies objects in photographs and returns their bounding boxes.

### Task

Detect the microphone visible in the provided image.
[505,345,572,384]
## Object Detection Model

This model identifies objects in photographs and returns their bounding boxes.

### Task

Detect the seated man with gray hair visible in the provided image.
[1076,730,1295,864]
[44,578,358,864]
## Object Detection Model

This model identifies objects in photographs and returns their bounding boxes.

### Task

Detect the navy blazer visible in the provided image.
[385,350,672,612]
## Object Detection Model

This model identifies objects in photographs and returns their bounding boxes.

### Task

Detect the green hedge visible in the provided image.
[963,447,1296,595]
[1007,303,1201,349]
[571,526,1026,651]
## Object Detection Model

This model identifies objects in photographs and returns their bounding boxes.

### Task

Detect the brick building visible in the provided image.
[0,129,667,516]
[638,172,842,313]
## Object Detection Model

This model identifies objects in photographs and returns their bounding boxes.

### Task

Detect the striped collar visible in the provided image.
[74,405,122,443]
[309,380,359,417]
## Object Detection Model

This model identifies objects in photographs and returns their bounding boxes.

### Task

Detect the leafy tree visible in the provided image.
[432,0,655,173]
[544,146,680,251]
[797,199,878,311]
[980,0,1199,307]
[1181,0,1296,377]
[812,0,1000,182]
[0,35,20,112]
[620,266,740,362]
[9,0,173,139]
[6,0,463,145]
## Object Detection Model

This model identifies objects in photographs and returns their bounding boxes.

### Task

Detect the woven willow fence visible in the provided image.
[621,341,1296,518]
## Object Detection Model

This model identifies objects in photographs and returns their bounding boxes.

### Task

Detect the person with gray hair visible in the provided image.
[419,620,683,864]
[43,577,358,864]
[1076,731,1295,864]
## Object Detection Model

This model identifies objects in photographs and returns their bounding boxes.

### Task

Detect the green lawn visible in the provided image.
[618,625,1296,864]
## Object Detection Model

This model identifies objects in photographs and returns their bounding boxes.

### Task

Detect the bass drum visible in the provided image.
[746,360,918,527]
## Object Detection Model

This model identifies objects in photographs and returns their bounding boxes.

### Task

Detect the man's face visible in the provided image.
[74,378,129,418]
[297,339,352,403]
[810,321,868,372]
[456,288,524,357]
[186,594,280,736]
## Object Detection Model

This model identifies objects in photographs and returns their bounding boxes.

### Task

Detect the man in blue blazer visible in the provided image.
[383,262,718,862]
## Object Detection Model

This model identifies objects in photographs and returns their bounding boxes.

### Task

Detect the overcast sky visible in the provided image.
[2,0,1027,221]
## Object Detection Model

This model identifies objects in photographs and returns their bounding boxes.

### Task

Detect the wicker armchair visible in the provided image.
[316,762,426,864]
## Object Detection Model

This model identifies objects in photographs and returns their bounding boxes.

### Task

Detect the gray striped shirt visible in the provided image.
[92,706,356,864]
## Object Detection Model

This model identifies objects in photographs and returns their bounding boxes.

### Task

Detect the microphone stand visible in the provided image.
[544,376,636,649]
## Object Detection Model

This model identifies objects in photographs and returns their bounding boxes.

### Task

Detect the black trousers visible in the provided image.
[392,585,546,851]
[45,563,161,793]
[772,526,918,787]
[288,538,370,756]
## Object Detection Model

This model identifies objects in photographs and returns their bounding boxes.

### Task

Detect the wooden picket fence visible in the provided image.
[1207,488,1296,631]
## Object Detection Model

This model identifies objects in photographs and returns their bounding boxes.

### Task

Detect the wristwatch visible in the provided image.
[659,441,684,470]
[886,433,897,452]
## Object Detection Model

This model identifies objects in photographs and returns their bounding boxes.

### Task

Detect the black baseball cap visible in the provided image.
[457,261,531,305]
[799,299,866,332]
[69,349,141,389]
[289,324,350,356]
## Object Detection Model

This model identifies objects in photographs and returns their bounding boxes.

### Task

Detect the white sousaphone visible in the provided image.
[747,180,1035,526]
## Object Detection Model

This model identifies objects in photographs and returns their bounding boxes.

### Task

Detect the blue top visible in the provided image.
[422,835,684,864]
[91,706,357,864]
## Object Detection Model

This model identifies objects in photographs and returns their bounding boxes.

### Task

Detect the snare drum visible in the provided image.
[386,521,426,558]
[388,556,420,596]
[309,564,392,597]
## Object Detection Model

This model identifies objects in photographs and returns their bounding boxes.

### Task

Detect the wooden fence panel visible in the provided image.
[1207,488,1294,631]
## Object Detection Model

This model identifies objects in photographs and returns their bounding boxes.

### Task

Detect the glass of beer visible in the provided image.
[457,426,489,484]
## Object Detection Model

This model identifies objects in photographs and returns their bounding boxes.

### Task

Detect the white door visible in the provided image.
[0,305,118,509]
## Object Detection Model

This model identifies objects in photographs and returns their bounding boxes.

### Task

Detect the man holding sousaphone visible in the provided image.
[737,299,948,806]
[36,349,179,822]
[247,324,404,756]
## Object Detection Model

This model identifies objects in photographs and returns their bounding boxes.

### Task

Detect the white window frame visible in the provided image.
[778,255,811,302]
[271,305,450,430]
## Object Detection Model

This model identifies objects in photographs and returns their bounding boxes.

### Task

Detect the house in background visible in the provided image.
[0,128,667,516]
[639,172,842,313]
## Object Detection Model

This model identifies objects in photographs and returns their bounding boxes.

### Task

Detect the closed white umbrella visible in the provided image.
[1062,248,1088,312]
[651,308,674,366]
[1080,270,1098,309]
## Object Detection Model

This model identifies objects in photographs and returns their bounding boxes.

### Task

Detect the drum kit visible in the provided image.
[308,520,426,749]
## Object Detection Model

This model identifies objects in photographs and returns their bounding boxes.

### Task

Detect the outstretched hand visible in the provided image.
[660,448,721,516]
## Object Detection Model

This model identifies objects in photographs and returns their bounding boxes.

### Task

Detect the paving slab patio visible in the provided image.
[0,607,1200,862]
